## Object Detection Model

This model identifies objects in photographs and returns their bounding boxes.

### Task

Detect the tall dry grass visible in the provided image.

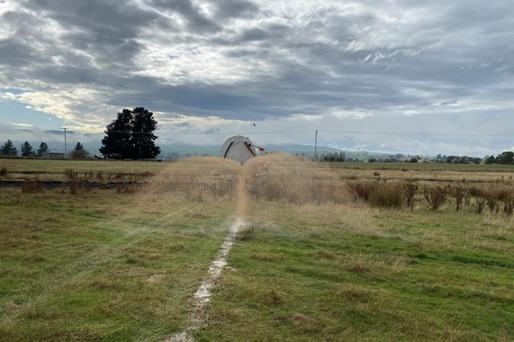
[347,180,423,210]
[126,157,242,221]
[21,178,44,193]
[148,154,514,220]
[243,153,350,205]
[11,154,514,219]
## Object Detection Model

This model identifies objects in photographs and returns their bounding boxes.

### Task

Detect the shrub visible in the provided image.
[423,186,448,210]
[0,166,7,177]
[349,181,406,209]
[448,185,465,211]
[503,195,514,215]
[96,171,104,181]
[69,180,88,195]
[260,174,287,202]
[64,168,78,180]
[404,182,418,211]
[467,185,510,214]
[475,197,486,214]
[117,182,138,194]
[371,182,405,208]
[22,178,44,193]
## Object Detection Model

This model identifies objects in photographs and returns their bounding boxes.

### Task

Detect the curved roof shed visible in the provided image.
[220,135,262,165]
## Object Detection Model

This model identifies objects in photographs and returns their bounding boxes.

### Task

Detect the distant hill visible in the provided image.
[3,129,391,161]
[157,142,344,159]
[72,141,390,162]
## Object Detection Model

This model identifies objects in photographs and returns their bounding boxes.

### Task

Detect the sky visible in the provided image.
[0,0,513,156]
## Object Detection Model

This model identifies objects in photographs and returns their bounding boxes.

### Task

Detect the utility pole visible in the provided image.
[313,130,318,161]
[63,128,67,158]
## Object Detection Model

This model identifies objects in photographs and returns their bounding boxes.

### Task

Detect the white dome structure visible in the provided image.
[220,135,263,165]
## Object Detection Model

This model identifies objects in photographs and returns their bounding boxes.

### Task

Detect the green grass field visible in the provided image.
[1,156,514,341]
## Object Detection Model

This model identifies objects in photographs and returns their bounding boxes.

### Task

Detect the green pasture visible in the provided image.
[205,203,514,341]
[1,157,513,341]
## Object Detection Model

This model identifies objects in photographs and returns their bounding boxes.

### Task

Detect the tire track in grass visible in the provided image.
[166,158,252,341]
[166,218,246,342]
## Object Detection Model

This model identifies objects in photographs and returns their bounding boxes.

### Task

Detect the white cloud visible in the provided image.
[0,0,513,155]
[10,122,33,127]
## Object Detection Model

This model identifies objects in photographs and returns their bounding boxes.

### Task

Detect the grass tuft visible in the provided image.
[349,181,407,208]
[261,289,284,306]
[21,178,44,193]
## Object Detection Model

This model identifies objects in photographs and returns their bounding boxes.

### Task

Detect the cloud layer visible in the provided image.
[1,0,513,155]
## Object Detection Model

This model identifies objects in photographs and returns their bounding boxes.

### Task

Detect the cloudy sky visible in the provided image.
[0,0,513,156]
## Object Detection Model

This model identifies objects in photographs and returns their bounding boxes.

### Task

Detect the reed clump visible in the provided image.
[348,181,411,209]
[22,178,44,193]
[423,185,448,211]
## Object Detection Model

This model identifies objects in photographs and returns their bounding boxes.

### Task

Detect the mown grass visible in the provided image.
[1,155,514,341]
[0,159,238,341]
[201,202,514,341]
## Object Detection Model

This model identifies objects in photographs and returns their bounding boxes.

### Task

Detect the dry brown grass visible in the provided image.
[116,157,242,229]
[21,178,44,193]
[243,153,349,205]
[0,166,7,177]
[337,166,514,185]
[137,157,241,201]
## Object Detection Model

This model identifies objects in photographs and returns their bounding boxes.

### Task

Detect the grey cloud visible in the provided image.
[0,38,34,67]
[239,28,270,42]
[1,10,45,36]
[32,65,100,85]
[239,23,290,43]
[21,1,156,38]
[439,99,458,106]
[16,1,160,65]
[212,0,259,19]
[1,1,514,155]
[173,122,191,127]
[149,0,220,33]
[0,11,46,68]
[0,2,152,87]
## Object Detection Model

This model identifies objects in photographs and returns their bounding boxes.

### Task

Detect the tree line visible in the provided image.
[2,107,514,163]
[0,107,160,160]
[0,140,89,158]
[435,152,514,165]
[484,151,514,165]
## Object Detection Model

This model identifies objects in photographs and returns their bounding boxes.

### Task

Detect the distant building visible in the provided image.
[42,151,66,159]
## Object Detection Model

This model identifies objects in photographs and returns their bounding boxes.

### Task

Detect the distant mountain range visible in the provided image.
[158,142,342,159]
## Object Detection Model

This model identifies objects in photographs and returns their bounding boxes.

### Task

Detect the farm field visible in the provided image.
[1,155,514,341]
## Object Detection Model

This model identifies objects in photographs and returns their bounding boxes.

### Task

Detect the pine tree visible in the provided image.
[99,107,160,159]
[72,142,89,159]
[37,142,49,157]
[0,140,17,156]
[21,141,34,157]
